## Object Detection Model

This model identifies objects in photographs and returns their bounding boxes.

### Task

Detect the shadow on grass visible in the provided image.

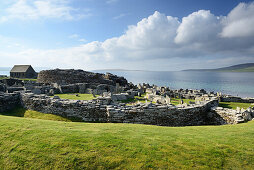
[0,107,26,117]
[0,107,84,122]
[121,98,146,104]
[218,103,233,109]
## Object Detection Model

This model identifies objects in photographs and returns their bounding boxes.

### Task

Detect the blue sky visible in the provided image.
[0,0,254,71]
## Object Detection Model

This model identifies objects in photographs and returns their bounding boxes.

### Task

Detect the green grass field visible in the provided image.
[55,93,99,100]
[0,114,254,169]
[219,102,253,110]
[0,107,72,122]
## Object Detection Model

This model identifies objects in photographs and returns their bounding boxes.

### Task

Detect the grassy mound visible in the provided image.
[0,114,254,169]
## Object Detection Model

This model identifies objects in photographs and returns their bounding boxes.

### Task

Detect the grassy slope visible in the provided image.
[230,66,254,72]
[184,63,254,72]
[0,108,72,122]
[55,93,98,100]
[0,115,254,169]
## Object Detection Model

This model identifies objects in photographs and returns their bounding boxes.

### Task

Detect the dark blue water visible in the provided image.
[96,70,254,98]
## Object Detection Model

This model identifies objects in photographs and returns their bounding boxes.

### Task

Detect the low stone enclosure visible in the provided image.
[1,68,254,127]
[0,91,254,126]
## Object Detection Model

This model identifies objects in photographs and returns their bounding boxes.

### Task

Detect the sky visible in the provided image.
[0,0,254,71]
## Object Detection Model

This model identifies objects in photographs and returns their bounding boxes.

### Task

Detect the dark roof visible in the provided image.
[10,65,32,73]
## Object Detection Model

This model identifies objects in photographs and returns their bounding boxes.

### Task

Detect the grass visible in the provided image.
[0,107,72,122]
[0,114,254,169]
[121,93,148,104]
[221,66,254,72]
[122,94,195,106]
[219,102,253,110]
[19,78,37,81]
[55,93,99,100]
[170,98,195,105]
[0,77,37,81]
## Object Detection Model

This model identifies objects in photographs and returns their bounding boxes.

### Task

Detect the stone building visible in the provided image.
[10,65,37,79]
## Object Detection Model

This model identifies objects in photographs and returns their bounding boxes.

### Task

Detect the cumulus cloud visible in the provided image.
[0,0,90,22]
[221,2,254,38]
[175,10,221,44]
[2,2,254,70]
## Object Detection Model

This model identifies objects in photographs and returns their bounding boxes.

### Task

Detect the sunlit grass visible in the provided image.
[0,114,254,169]
[0,77,37,81]
[55,93,98,100]
[219,102,253,110]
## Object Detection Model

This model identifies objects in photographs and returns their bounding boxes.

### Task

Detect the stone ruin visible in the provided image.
[37,69,128,86]
[0,69,254,126]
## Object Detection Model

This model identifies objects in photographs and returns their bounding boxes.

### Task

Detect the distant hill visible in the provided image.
[183,63,254,72]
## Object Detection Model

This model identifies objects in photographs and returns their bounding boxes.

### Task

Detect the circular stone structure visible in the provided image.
[37,69,128,86]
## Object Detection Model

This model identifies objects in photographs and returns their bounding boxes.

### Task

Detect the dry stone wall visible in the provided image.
[221,96,254,103]
[20,93,220,126]
[0,93,21,112]
[1,91,253,126]
[209,106,254,124]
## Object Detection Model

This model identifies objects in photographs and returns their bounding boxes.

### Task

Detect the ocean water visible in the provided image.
[0,67,11,76]
[95,70,254,98]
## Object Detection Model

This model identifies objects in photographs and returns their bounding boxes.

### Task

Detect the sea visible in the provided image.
[95,70,254,98]
[1,67,254,98]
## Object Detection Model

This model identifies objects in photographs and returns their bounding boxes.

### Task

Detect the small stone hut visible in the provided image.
[10,65,37,79]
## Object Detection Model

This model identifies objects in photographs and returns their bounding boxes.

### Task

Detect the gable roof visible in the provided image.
[10,65,32,73]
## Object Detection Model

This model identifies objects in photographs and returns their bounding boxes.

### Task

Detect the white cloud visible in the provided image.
[79,39,87,42]
[106,0,118,4]
[0,0,90,22]
[221,2,254,38]
[69,34,79,39]
[113,13,129,20]
[2,2,254,70]
[175,10,221,44]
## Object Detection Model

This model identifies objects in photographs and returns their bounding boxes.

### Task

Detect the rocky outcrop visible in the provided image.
[37,69,128,86]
